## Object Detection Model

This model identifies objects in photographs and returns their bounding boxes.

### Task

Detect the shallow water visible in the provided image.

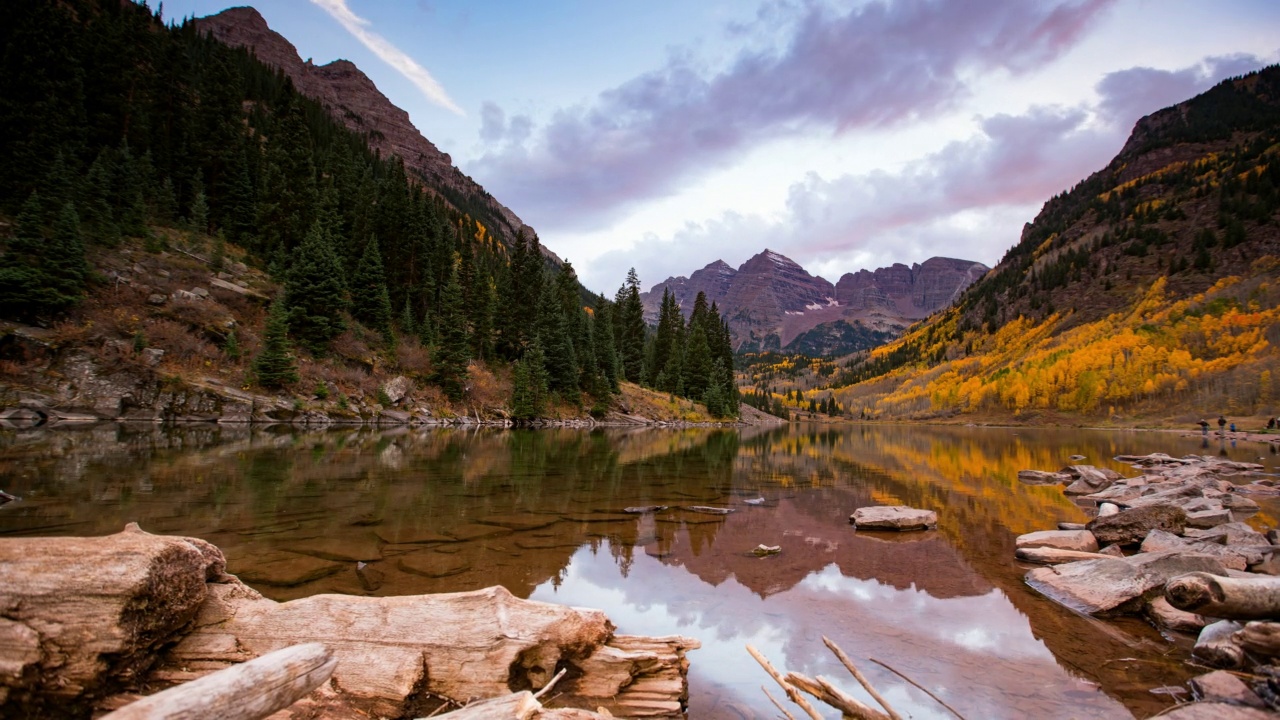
[2,423,1277,718]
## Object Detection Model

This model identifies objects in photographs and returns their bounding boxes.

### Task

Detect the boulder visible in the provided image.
[1140,529,1186,554]
[1194,522,1269,547]
[1194,620,1246,668]
[1024,549,1228,615]
[1087,505,1187,545]
[1189,670,1266,708]
[1014,530,1099,553]
[850,506,937,531]
[1017,470,1068,485]
[1060,465,1119,495]
[1187,509,1232,528]
[1014,548,1115,565]
[1147,596,1207,633]
[382,376,412,405]
[1098,502,1121,517]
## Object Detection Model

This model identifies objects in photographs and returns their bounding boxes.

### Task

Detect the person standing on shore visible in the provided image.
[1199,419,1211,437]
[1219,415,1227,434]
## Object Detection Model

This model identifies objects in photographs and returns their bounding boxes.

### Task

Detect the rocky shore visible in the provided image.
[1017,453,1280,716]
[0,524,698,719]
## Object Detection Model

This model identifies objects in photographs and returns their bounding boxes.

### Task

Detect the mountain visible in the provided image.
[643,250,987,355]
[822,64,1280,422]
[194,7,539,255]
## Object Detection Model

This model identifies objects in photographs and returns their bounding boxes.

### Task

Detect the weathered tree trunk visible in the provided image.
[1166,572,1280,620]
[101,643,336,720]
[1233,621,1280,659]
[0,524,223,714]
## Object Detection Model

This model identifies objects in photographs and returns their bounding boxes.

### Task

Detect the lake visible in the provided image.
[2,422,1278,718]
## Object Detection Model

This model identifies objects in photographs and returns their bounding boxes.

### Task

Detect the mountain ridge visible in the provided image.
[194,6,543,256]
[643,250,987,355]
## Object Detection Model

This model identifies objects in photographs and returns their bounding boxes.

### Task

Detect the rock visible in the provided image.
[1222,493,1261,512]
[1194,620,1246,668]
[1187,509,1232,528]
[624,506,668,514]
[377,410,411,425]
[209,277,269,301]
[1015,530,1099,553]
[1087,505,1187,545]
[1024,549,1228,615]
[1098,545,1126,557]
[1189,670,1267,707]
[141,348,165,367]
[147,293,167,306]
[382,376,412,405]
[1140,529,1187,553]
[1147,596,1207,632]
[1015,548,1116,564]
[1098,502,1120,517]
[850,506,937,531]
[1057,522,1087,530]
[1061,465,1119,495]
[192,287,210,298]
[0,524,220,712]
[1018,470,1069,485]
[1195,522,1269,547]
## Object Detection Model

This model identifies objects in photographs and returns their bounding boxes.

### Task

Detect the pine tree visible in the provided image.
[284,220,349,353]
[537,280,578,396]
[511,339,550,421]
[350,235,394,339]
[252,299,299,389]
[617,268,646,383]
[0,195,85,321]
[592,296,621,392]
[224,328,241,361]
[433,255,470,401]
[188,169,210,235]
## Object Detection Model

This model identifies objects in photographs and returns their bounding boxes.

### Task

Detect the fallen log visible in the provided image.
[1166,572,1280,620]
[1234,621,1280,659]
[101,643,336,720]
[0,523,223,714]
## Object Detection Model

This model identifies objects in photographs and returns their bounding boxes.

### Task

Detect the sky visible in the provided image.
[159,0,1280,294]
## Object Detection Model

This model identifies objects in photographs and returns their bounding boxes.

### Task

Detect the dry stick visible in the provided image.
[532,668,568,700]
[746,644,824,720]
[822,636,903,720]
[784,672,890,720]
[869,657,968,720]
[762,687,797,720]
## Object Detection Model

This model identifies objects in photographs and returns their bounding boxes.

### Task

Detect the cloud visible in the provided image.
[584,51,1275,293]
[475,0,1117,233]
[309,0,464,115]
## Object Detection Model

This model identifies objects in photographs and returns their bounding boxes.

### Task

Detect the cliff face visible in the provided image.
[642,250,987,355]
[835,257,989,317]
[194,7,533,250]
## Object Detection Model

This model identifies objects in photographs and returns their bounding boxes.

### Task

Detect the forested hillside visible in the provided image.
[0,0,738,422]
[818,66,1280,423]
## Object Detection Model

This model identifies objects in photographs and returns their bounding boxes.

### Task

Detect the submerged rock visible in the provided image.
[850,506,937,531]
[1015,529,1099,553]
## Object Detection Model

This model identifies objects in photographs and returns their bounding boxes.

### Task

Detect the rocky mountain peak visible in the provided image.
[194,7,534,251]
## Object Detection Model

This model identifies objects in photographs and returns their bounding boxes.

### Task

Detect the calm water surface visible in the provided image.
[2,423,1278,719]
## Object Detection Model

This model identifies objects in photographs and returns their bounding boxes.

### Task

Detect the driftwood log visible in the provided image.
[0,523,225,714]
[1233,621,1280,659]
[1166,572,1280,620]
[0,526,699,719]
[101,643,336,720]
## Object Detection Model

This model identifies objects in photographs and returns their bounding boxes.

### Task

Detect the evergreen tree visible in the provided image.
[511,339,550,421]
[80,150,119,246]
[350,234,394,339]
[537,279,578,396]
[592,295,621,392]
[224,328,241,361]
[252,299,299,389]
[616,268,646,383]
[188,169,210,235]
[284,220,349,353]
[433,255,470,401]
[682,325,712,400]
[0,195,86,321]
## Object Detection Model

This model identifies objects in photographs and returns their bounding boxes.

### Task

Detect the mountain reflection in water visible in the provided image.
[2,423,1277,718]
